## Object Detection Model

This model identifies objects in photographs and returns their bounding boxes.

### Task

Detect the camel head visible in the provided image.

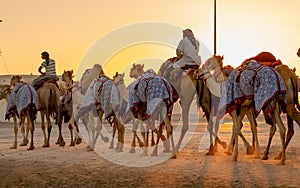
[113,72,125,85]
[10,75,22,87]
[130,63,144,79]
[62,70,74,83]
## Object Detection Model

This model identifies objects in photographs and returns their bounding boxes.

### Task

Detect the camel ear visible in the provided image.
[122,72,125,76]
[221,55,224,60]
[142,64,144,68]
[71,70,73,75]
[133,63,136,67]
[64,70,66,73]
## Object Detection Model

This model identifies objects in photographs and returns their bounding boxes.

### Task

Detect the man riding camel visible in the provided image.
[173,29,202,69]
[32,51,59,90]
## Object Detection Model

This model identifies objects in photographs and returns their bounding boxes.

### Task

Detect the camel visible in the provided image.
[158,57,226,155]
[5,75,38,150]
[60,70,83,146]
[127,66,175,157]
[113,71,156,154]
[37,80,64,147]
[261,64,300,160]
[76,69,124,152]
[74,64,110,151]
[208,54,300,163]
[218,60,287,165]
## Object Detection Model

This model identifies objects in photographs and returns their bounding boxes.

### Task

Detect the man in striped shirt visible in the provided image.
[32,51,59,90]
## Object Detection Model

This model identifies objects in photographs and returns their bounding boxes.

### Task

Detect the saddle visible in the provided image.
[34,77,60,91]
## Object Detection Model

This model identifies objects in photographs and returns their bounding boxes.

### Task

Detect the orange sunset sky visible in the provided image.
[0,0,300,82]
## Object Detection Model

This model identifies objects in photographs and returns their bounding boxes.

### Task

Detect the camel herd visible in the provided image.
[2,53,300,165]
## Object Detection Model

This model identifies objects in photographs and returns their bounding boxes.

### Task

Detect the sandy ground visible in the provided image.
[1,114,300,188]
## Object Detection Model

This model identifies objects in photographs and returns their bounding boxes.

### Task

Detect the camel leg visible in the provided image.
[138,120,146,147]
[175,102,192,152]
[246,108,261,159]
[57,117,65,147]
[69,123,75,146]
[27,111,35,150]
[165,110,176,159]
[87,112,95,150]
[151,126,162,156]
[206,117,215,155]
[109,122,116,149]
[10,115,18,149]
[130,119,139,153]
[46,113,52,147]
[275,115,293,160]
[262,121,276,160]
[141,129,149,156]
[232,107,247,161]
[130,119,138,153]
[20,115,29,146]
[115,118,124,152]
[273,105,286,165]
[73,120,82,145]
[41,111,49,147]
[92,111,104,150]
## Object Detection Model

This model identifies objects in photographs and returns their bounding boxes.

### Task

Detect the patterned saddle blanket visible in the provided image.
[217,60,286,119]
[126,69,173,123]
[76,75,120,121]
[6,82,38,120]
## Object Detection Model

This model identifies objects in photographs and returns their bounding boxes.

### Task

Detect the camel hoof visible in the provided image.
[163,148,171,153]
[75,137,82,145]
[261,155,269,160]
[252,154,261,159]
[70,142,75,147]
[278,161,285,165]
[108,145,114,149]
[138,142,144,148]
[151,141,155,147]
[103,137,109,143]
[274,156,282,160]
[140,151,148,156]
[59,141,66,147]
[87,147,94,152]
[206,150,215,155]
[224,150,232,155]
[170,154,177,159]
[20,138,29,146]
[43,144,50,148]
[116,147,123,152]
[129,147,136,153]
[221,142,227,149]
[10,145,17,149]
[246,146,255,155]
[274,152,282,160]
[27,145,34,150]
[151,151,158,156]
[19,143,27,146]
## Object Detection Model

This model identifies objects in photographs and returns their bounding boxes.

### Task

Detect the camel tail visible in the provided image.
[49,87,60,121]
[29,104,37,122]
[291,77,300,110]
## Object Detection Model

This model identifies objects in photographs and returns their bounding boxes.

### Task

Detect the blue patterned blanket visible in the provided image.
[6,82,38,119]
[126,69,173,123]
[76,75,120,121]
[217,60,286,118]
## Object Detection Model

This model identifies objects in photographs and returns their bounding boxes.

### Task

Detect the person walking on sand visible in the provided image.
[32,51,59,90]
